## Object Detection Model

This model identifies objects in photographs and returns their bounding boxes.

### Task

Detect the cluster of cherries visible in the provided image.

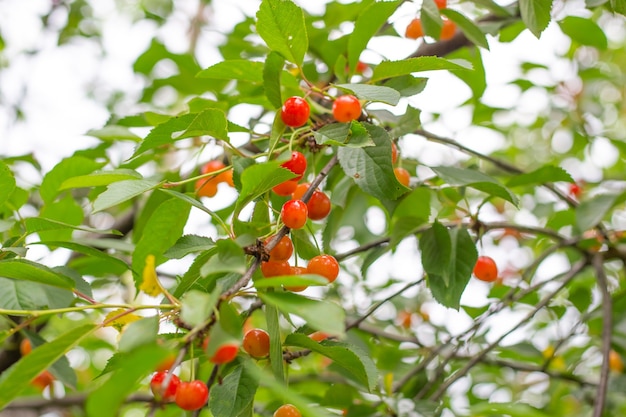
[405,0,455,41]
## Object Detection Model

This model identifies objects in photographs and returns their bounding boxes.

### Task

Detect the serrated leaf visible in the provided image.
[519,0,553,38]
[60,169,142,190]
[337,123,408,201]
[0,161,16,207]
[390,106,421,137]
[254,274,328,289]
[197,60,264,83]
[40,156,104,204]
[181,289,218,327]
[31,241,128,272]
[24,217,122,237]
[371,57,473,82]
[0,259,74,289]
[234,162,295,216]
[313,121,373,148]
[441,9,489,49]
[559,16,608,49]
[92,179,160,213]
[432,166,519,206]
[259,291,345,337]
[335,83,400,105]
[256,0,308,66]
[119,316,158,352]
[0,278,71,311]
[263,51,285,108]
[86,126,141,142]
[0,324,96,409]
[209,363,259,417]
[284,333,378,391]
[506,165,573,187]
[200,239,247,276]
[164,234,216,259]
[576,192,625,231]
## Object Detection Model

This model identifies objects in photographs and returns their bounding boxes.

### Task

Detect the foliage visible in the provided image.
[1,0,626,416]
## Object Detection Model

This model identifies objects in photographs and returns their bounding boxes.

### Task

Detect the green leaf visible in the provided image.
[0,161,16,207]
[60,169,142,190]
[0,278,72,310]
[92,179,160,213]
[209,363,259,417]
[432,166,519,206]
[259,291,345,337]
[234,162,295,216]
[390,187,431,247]
[119,316,158,352]
[197,60,264,83]
[559,16,608,49]
[347,1,401,72]
[519,0,553,38]
[37,195,84,242]
[31,241,128,272]
[313,121,374,148]
[576,193,624,231]
[254,274,328,289]
[164,234,216,259]
[263,51,285,108]
[86,125,141,142]
[390,106,421,137]
[256,0,308,66]
[181,289,220,327]
[610,0,626,15]
[383,75,427,97]
[470,402,552,417]
[0,259,74,289]
[506,165,573,187]
[420,0,443,39]
[40,156,104,203]
[266,301,285,382]
[0,324,96,409]
[284,333,378,391]
[420,224,477,309]
[335,83,400,105]
[337,123,408,201]
[200,238,247,276]
[24,217,122,237]
[371,57,473,82]
[441,9,489,50]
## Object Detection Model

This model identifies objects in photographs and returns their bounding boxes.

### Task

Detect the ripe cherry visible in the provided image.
[281,200,308,229]
[394,167,410,187]
[20,338,32,356]
[210,343,239,364]
[332,95,362,123]
[405,18,424,39]
[569,182,582,198]
[242,328,270,359]
[155,353,176,373]
[307,254,340,283]
[175,380,209,411]
[31,371,54,390]
[151,371,181,402]
[285,265,308,292]
[266,235,294,261]
[281,97,310,128]
[355,61,369,74]
[261,260,292,277]
[201,160,226,175]
[218,169,234,187]
[391,142,398,164]
[473,256,498,282]
[273,179,299,196]
[309,331,330,342]
[610,349,624,373]
[281,151,307,180]
[307,190,331,220]
[291,182,310,201]
[434,0,447,8]
[195,177,219,197]
[274,404,302,417]
[440,18,456,40]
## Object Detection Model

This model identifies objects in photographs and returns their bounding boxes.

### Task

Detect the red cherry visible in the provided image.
[201,160,226,175]
[309,331,330,342]
[20,339,32,356]
[440,18,456,40]
[291,182,310,201]
[210,343,239,364]
[281,151,307,180]
[307,254,340,283]
[266,235,294,261]
[261,260,292,277]
[151,372,181,402]
[274,404,302,417]
[473,256,498,282]
[218,169,234,187]
[242,328,270,359]
[307,190,331,220]
[281,97,310,128]
[31,371,54,390]
[281,200,308,229]
[175,380,209,411]
[195,177,219,197]
[405,18,424,39]
[391,142,398,164]
[434,0,447,8]
[394,167,410,187]
[332,95,362,123]
[155,353,176,373]
[273,179,299,196]
[285,265,308,292]
[355,61,369,74]
[569,183,582,198]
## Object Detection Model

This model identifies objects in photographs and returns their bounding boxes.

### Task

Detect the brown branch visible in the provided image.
[592,253,612,417]
[4,393,153,410]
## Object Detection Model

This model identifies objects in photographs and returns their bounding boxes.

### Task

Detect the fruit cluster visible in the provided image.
[404,0,456,41]
[195,160,235,198]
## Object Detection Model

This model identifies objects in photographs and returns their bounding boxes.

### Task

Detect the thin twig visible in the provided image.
[592,253,612,417]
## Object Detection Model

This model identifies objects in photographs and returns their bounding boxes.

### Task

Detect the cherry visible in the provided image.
[394,167,410,187]
[274,404,302,417]
[266,235,294,261]
[151,371,181,402]
[242,328,270,359]
[155,353,176,373]
[281,97,310,128]
[355,61,369,74]
[285,265,308,292]
[440,18,456,40]
[307,254,339,283]
[309,331,330,342]
[195,177,219,197]
[281,200,308,229]
[307,190,331,220]
[405,18,424,39]
[20,338,32,356]
[281,151,307,181]
[610,349,624,373]
[209,343,239,364]
[291,182,310,201]
[31,371,54,390]
[175,380,209,411]
[261,260,292,277]
[332,95,362,123]
[201,160,226,175]
[569,182,582,198]
[391,141,398,165]
[473,256,498,282]
[273,179,299,196]
[434,0,447,8]
[218,169,234,187]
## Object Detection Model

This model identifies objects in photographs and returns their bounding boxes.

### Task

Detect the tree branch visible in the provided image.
[592,253,612,417]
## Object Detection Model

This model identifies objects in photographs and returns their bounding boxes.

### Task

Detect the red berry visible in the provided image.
[473,256,498,282]
[569,183,582,198]
[31,371,54,390]
[210,343,239,364]
[261,260,292,277]
[273,179,299,196]
[266,235,294,261]
[201,160,226,175]
[391,142,398,164]
[394,167,410,187]
[281,200,308,229]
[309,331,330,342]
[195,177,219,197]
[332,95,362,123]
[307,190,331,220]
[20,339,32,356]
[291,182,310,201]
[218,169,234,187]
[242,328,270,359]
[155,353,176,373]
[307,254,340,283]
[151,372,181,402]
[440,18,456,40]
[434,0,447,8]
[355,61,369,74]
[175,380,209,411]
[274,404,302,417]
[285,265,308,292]
[281,97,310,128]
[405,18,424,39]
[281,151,307,181]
